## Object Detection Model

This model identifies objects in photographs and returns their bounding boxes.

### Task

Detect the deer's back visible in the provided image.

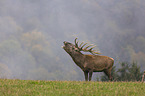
[84,55,114,71]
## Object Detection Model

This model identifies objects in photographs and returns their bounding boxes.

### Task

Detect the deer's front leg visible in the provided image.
[84,71,88,81]
[89,71,93,81]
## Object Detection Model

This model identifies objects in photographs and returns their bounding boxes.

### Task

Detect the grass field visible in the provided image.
[0,79,144,96]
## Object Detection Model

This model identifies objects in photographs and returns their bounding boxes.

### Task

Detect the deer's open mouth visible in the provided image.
[61,41,66,49]
[61,44,65,48]
[61,45,65,49]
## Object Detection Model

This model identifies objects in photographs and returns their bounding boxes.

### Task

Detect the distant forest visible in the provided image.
[0,0,145,80]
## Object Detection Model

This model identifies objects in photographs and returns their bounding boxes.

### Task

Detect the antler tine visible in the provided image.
[93,51,101,54]
[80,43,88,50]
[88,45,96,51]
[75,38,79,47]
[83,44,95,50]
[79,41,84,47]
[89,49,101,55]
[83,44,101,55]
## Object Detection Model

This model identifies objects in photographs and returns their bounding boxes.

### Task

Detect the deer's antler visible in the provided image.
[74,38,100,55]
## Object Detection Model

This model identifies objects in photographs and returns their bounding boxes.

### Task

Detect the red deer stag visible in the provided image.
[62,38,114,81]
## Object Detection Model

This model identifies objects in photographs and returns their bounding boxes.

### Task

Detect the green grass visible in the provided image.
[0,79,144,96]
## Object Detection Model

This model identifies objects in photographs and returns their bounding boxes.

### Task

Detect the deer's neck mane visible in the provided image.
[69,51,85,69]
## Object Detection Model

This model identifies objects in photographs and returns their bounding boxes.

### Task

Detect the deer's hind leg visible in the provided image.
[104,68,112,81]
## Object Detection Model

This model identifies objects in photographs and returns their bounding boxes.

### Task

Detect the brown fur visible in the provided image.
[63,41,114,81]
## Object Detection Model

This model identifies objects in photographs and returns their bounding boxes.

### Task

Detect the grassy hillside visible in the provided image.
[0,79,144,96]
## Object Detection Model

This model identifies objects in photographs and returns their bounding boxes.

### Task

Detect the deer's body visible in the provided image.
[63,38,114,81]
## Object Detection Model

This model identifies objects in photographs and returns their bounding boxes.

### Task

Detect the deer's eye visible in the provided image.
[72,47,76,50]
[73,47,79,51]
[72,47,75,50]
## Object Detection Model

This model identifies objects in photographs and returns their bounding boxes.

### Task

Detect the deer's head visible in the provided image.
[62,38,100,55]
[62,41,80,55]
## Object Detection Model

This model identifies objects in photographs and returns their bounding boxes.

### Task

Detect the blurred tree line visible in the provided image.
[0,0,145,80]
[101,62,143,81]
